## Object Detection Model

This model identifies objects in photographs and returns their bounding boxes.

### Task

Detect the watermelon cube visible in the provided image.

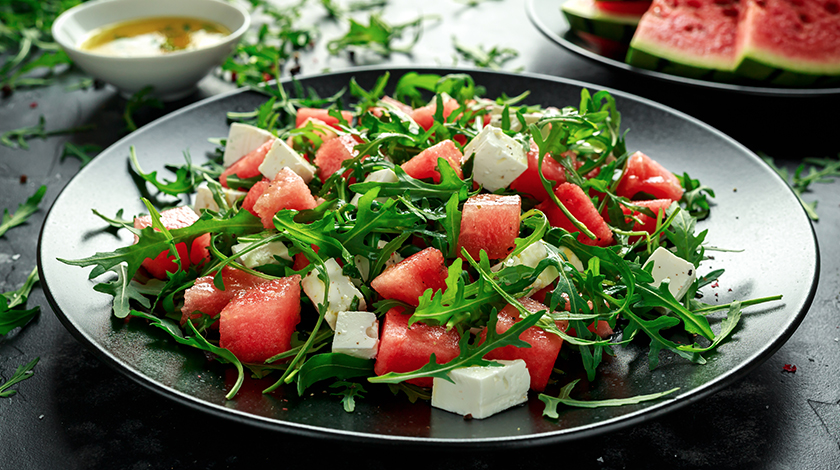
[370,247,448,307]
[536,183,614,247]
[134,206,206,280]
[221,139,275,188]
[219,275,302,363]
[400,140,464,182]
[241,178,270,217]
[295,108,353,130]
[296,117,338,143]
[314,133,361,179]
[615,151,683,201]
[483,298,564,392]
[411,97,461,131]
[252,168,318,229]
[620,198,673,241]
[373,307,461,388]
[458,194,521,260]
[181,266,272,324]
[509,141,568,201]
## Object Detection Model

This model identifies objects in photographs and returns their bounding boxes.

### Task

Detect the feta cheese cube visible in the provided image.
[492,242,584,294]
[332,311,379,359]
[193,183,246,213]
[353,240,404,282]
[231,239,291,268]
[462,126,528,192]
[643,247,697,302]
[301,258,367,330]
[258,138,317,183]
[350,168,398,207]
[223,123,275,167]
[431,360,530,419]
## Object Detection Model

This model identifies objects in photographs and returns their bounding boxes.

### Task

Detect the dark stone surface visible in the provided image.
[2,1,839,468]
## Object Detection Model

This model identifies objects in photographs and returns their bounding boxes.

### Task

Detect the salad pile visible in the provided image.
[62,72,780,419]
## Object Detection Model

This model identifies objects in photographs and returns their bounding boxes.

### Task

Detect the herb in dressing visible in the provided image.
[80,16,230,57]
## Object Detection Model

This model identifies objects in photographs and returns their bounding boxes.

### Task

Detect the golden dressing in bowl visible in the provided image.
[80,16,230,57]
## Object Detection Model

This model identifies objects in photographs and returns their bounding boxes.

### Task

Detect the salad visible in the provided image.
[62,72,780,420]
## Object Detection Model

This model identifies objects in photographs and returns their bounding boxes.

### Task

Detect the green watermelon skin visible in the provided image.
[562,0,644,42]
[734,0,840,85]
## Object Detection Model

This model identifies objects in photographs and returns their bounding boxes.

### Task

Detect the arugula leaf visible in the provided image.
[61,142,101,167]
[350,161,470,202]
[329,380,367,412]
[1,116,93,149]
[762,153,840,221]
[124,86,163,132]
[539,379,679,418]
[452,37,519,71]
[327,13,434,56]
[387,382,431,402]
[92,263,152,319]
[130,147,198,196]
[0,357,39,398]
[622,311,704,369]
[677,172,715,220]
[0,267,40,335]
[393,72,441,106]
[677,301,741,353]
[663,208,706,268]
[0,184,46,238]
[296,353,374,395]
[635,281,714,340]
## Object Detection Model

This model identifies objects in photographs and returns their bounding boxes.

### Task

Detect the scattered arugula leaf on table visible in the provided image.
[123,86,164,132]
[0,267,41,335]
[0,116,94,149]
[327,13,437,56]
[452,37,520,71]
[60,142,101,167]
[762,153,840,221]
[0,357,40,398]
[0,185,46,238]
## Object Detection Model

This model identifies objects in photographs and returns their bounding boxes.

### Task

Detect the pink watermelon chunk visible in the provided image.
[483,298,565,392]
[411,97,461,131]
[295,108,353,129]
[370,247,448,306]
[400,140,464,182]
[181,266,272,325]
[536,183,614,247]
[615,151,683,201]
[221,139,274,188]
[252,168,318,229]
[510,141,570,201]
[219,275,302,363]
[620,198,673,241]
[134,206,206,280]
[373,307,461,388]
[241,178,270,217]
[458,194,521,260]
[314,134,360,179]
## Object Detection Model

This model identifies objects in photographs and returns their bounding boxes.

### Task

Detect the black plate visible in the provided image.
[527,0,840,97]
[38,67,819,447]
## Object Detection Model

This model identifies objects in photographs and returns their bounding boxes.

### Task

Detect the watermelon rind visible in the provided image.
[735,53,840,87]
[626,47,740,81]
[562,0,642,43]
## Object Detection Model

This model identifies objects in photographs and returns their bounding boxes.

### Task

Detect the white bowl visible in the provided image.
[53,0,249,101]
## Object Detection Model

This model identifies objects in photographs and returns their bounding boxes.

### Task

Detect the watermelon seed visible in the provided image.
[799,13,811,23]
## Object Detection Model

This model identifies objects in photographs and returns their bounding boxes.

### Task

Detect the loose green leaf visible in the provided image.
[329,380,367,412]
[0,185,46,238]
[452,36,519,70]
[539,379,679,418]
[0,267,40,335]
[60,142,101,167]
[296,353,374,395]
[92,263,152,319]
[0,357,39,398]
[124,86,164,132]
[1,116,93,149]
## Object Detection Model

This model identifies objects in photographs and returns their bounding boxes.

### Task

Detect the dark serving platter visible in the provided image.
[526,0,840,97]
[38,66,819,447]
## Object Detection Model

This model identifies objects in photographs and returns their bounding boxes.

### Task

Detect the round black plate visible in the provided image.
[527,0,840,97]
[38,66,819,447]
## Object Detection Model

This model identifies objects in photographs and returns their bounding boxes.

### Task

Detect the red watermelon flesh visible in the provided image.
[629,0,742,71]
[252,168,318,229]
[411,98,462,131]
[221,139,275,188]
[510,141,570,201]
[314,134,360,179]
[536,183,614,247]
[295,108,353,130]
[620,198,673,240]
[615,151,683,201]
[219,275,302,363]
[595,0,653,15]
[134,206,203,280]
[483,298,565,392]
[370,247,448,306]
[458,194,522,260]
[400,140,464,182]
[373,307,461,388]
[737,0,840,75]
[241,178,270,217]
[181,266,272,324]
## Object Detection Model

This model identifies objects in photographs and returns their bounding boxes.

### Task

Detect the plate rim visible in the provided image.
[37,65,821,447]
[525,0,840,97]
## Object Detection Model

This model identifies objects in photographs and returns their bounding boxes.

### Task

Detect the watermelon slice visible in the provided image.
[221,139,274,188]
[252,168,318,229]
[627,0,742,79]
[241,178,270,217]
[483,298,565,392]
[181,266,272,325]
[615,151,684,201]
[620,198,673,240]
[219,275,302,363]
[400,140,464,183]
[536,183,614,247]
[370,247,448,306]
[133,206,208,280]
[314,134,360,179]
[563,0,648,42]
[373,307,461,388]
[510,141,569,202]
[735,0,840,85]
[458,194,522,260]
[295,108,353,129]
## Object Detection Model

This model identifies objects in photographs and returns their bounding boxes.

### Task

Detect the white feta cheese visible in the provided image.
[301,258,366,330]
[492,242,584,294]
[488,105,543,132]
[353,240,404,282]
[332,311,379,359]
[223,123,275,167]
[349,168,398,206]
[231,239,291,268]
[462,126,528,192]
[431,360,530,419]
[258,138,317,183]
[643,247,697,302]
[193,183,246,213]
